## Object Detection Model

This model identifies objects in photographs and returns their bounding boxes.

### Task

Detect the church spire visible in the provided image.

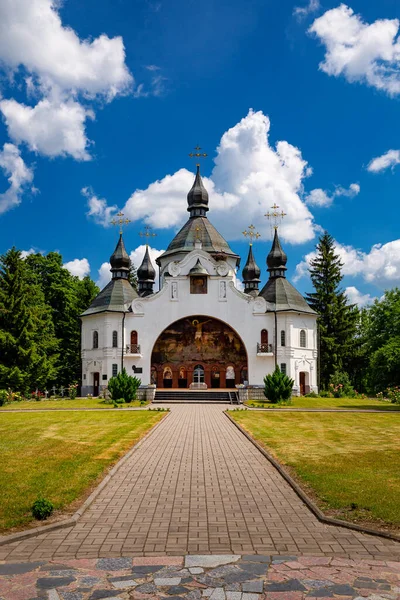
[138,245,156,296]
[242,244,261,295]
[110,233,131,280]
[267,228,287,279]
[187,165,209,218]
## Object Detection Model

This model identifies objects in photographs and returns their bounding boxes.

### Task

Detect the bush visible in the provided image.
[319,390,332,398]
[0,389,8,406]
[108,368,141,403]
[263,366,294,404]
[383,387,400,404]
[304,391,319,398]
[329,371,355,398]
[68,383,78,399]
[31,497,54,520]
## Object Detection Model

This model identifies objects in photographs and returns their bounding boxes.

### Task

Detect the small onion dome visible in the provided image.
[189,258,208,276]
[267,228,287,278]
[242,244,261,295]
[138,245,156,297]
[110,233,130,280]
[187,165,209,217]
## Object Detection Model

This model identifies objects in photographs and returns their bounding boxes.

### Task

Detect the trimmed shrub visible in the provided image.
[31,497,54,520]
[108,368,141,403]
[263,366,294,404]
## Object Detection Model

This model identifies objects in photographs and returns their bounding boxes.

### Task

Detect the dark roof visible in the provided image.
[242,244,261,283]
[110,234,130,272]
[81,278,138,316]
[138,245,156,282]
[187,165,209,214]
[157,216,240,264]
[267,228,287,271]
[259,277,316,314]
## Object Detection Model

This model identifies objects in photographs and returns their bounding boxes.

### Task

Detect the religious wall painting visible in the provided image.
[190,276,207,294]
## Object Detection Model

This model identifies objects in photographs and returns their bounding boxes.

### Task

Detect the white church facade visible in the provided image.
[80,166,318,397]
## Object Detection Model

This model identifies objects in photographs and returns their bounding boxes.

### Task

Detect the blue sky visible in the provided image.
[0,0,400,305]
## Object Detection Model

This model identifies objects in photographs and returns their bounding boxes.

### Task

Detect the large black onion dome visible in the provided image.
[110,234,130,279]
[242,244,261,295]
[187,165,209,217]
[267,229,287,278]
[138,245,156,281]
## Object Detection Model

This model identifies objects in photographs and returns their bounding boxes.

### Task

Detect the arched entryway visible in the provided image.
[151,315,248,389]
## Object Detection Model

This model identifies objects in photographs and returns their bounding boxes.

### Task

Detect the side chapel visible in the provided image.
[80,165,318,396]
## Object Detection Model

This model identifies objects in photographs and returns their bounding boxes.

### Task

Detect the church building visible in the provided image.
[80,166,318,397]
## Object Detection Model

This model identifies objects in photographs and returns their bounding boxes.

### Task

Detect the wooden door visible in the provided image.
[299,372,306,396]
[261,329,268,345]
[93,372,100,397]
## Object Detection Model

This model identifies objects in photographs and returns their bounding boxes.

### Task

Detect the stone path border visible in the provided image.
[0,412,170,547]
[225,411,400,543]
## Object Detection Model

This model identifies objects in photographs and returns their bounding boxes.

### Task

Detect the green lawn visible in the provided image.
[245,396,400,410]
[1,398,149,410]
[229,411,400,530]
[0,410,164,532]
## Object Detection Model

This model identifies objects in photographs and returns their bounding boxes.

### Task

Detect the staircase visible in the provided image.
[153,390,239,404]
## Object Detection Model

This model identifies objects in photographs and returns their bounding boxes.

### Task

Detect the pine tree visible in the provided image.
[305,232,358,389]
[0,248,58,393]
[129,262,138,290]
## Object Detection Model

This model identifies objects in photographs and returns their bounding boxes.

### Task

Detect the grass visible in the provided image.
[0,410,165,532]
[1,397,149,410]
[229,410,400,531]
[245,396,400,410]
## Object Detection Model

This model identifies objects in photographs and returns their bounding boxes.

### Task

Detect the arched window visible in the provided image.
[93,330,98,349]
[193,364,205,383]
[300,329,306,348]
[112,330,118,348]
[131,331,138,345]
[281,330,286,346]
[261,329,268,345]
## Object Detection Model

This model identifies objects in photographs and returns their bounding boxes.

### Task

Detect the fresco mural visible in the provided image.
[151,316,247,388]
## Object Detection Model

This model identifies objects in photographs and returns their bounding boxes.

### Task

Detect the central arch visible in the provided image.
[151,315,248,389]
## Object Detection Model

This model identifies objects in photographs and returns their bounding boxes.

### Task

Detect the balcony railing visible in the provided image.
[257,343,273,354]
[126,344,141,354]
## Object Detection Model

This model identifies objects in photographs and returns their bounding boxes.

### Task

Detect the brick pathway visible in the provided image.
[0,404,399,561]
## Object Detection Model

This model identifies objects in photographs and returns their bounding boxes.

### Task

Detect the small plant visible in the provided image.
[31,497,54,520]
[108,368,141,403]
[384,386,400,404]
[329,371,355,398]
[319,390,332,398]
[304,391,319,398]
[263,366,294,404]
[86,393,93,399]
[0,389,8,406]
[68,383,78,400]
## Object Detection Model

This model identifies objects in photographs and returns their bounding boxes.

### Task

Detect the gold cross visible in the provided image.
[242,224,261,246]
[194,225,202,242]
[265,203,287,230]
[139,224,157,246]
[110,211,131,234]
[189,145,208,167]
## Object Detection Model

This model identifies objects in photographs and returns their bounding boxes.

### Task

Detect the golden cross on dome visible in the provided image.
[139,224,157,246]
[110,211,131,234]
[265,203,287,230]
[189,145,208,167]
[242,224,261,246]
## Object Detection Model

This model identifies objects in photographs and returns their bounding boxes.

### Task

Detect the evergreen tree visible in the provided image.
[0,248,58,393]
[306,232,358,389]
[129,262,138,290]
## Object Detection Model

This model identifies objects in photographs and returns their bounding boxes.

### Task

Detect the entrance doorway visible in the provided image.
[299,372,306,395]
[193,364,205,384]
[211,367,220,388]
[163,366,173,388]
[93,372,100,397]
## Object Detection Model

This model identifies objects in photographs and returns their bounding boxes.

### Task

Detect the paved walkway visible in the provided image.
[1,404,399,562]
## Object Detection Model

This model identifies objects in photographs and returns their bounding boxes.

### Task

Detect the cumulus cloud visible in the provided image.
[96,244,165,290]
[92,110,316,245]
[1,98,94,160]
[83,187,118,226]
[293,0,320,21]
[309,4,400,96]
[0,143,34,214]
[20,248,36,259]
[0,0,132,162]
[306,182,360,207]
[295,238,400,289]
[96,262,112,289]
[345,286,376,307]
[367,149,400,173]
[63,258,90,279]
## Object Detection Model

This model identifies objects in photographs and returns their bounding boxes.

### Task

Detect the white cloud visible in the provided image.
[367,149,400,173]
[96,245,165,290]
[0,0,132,98]
[309,5,400,96]
[295,238,400,289]
[83,187,118,225]
[20,248,36,259]
[293,0,320,21]
[63,258,90,279]
[345,286,376,307]
[0,143,34,214]
[107,109,316,245]
[305,182,360,207]
[0,0,132,162]
[0,98,94,160]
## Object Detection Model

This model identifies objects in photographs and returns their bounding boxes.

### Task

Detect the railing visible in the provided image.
[126,344,141,354]
[257,343,273,354]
